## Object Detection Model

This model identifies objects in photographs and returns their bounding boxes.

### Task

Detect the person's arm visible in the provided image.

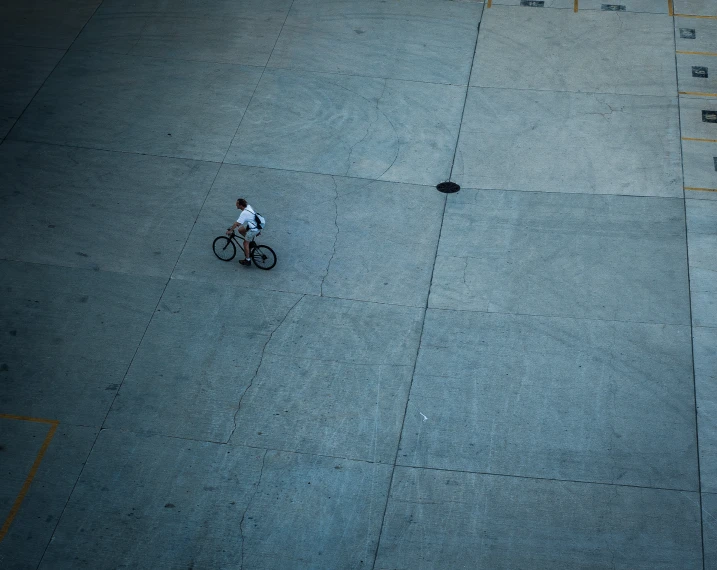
[227,220,241,235]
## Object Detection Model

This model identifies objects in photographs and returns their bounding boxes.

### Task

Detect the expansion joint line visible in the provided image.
[228,294,305,443]
[671,10,706,569]
[448,20,481,181]
[370,15,484,568]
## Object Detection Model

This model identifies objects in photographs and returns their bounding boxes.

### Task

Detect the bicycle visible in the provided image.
[213,229,277,270]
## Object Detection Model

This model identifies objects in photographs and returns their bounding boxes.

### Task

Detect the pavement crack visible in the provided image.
[228,295,305,443]
[320,176,340,296]
[239,448,268,570]
[323,77,399,180]
[586,94,625,120]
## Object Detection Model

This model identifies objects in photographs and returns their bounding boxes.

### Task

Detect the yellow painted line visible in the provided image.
[683,137,717,143]
[676,51,717,56]
[685,187,717,192]
[680,91,717,97]
[668,0,674,16]
[487,0,492,7]
[0,419,59,542]
[574,0,578,12]
[0,414,59,425]
[675,13,717,19]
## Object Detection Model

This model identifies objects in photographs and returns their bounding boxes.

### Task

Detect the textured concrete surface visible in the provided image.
[454,88,682,196]
[472,7,676,95]
[400,309,697,489]
[0,47,64,140]
[225,69,465,185]
[9,51,263,161]
[1,0,715,568]
[687,199,717,327]
[430,189,690,322]
[375,467,702,569]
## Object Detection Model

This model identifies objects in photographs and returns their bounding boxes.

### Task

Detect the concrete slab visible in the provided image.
[473,7,676,96]
[104,279,302,442]
[375,467,703,569]
[677,53,717,98]
[694,326,717,493]
[0,0,101,50]
[399,309,698,489]
[687,198,717,327]
[682,139,717,191]
[705,492,717,569]
[38,430,266,569]
[232,355,412,463]
[267,0,482,84]
[9,50,262,162]
[319,178,444,307]
[454,88,682,196]
[72,0,293,66]
[676,26,717,65]
[674,0,717,16]
[0,46,64,140]
[0,141,219,277]
[225,68,465,186]
[0,261,164,426]
[0,419,97,570]
[173,165,445,306]
[430,190,691,324]
[680,93,717,141]
[232,294,424,460]
[241,451,392,570]
[264,295,424,367]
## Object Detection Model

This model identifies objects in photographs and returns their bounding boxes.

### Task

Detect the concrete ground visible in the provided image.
[1,0,716,568]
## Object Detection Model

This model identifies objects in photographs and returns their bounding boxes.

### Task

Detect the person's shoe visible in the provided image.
[239,259,251,266]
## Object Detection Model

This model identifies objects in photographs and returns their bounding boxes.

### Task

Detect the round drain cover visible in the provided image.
[436,181,460,194]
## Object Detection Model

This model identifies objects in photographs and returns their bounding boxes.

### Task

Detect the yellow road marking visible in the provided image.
[574,0,578,12]
[683,137,717,143]
[680,91,717,97]
[675,14,717,19]
[668,0,674,16]
[487,0,492,7]
[677,51,717,56]
[0,414,59,425]
[685,187,717,192]
[0,417,59,542]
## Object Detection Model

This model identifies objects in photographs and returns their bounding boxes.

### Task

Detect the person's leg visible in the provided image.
[243,240,251,260]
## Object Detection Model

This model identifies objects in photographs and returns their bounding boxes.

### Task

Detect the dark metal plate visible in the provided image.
[436,182,460,194]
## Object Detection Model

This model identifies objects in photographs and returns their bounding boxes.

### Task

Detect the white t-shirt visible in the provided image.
[237,206,257,229]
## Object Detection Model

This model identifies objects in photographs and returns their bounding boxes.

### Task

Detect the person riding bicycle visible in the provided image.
[227,198,260,266]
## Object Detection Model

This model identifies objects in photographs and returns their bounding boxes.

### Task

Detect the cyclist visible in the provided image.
[227,198,260,266]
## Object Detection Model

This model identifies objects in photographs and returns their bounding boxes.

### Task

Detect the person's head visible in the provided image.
[236,198,247,210]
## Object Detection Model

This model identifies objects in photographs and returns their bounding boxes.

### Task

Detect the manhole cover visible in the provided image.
[703,110,717,123]
[680,28,696,39]
[693,66,708,78]
[436,181,460,194]
[602,4,626,10]
[520,0,544,6]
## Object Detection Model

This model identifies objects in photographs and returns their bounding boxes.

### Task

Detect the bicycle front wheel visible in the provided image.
[213,236,236,262]
[251,245,276,270]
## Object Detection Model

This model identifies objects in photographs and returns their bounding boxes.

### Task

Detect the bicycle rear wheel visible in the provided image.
[251,245,276,270]
[213,236,236,261]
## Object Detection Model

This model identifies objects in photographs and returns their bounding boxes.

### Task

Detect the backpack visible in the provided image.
[254,212,266,230]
